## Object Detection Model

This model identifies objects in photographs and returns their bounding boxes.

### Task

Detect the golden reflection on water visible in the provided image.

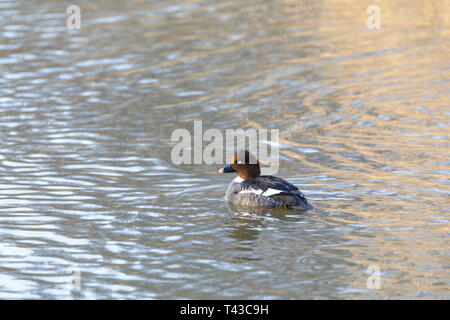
[216,0,450,297]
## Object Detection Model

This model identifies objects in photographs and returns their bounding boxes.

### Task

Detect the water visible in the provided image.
[0,0,449,299]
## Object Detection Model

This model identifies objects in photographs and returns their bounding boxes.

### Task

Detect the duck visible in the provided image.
[218,150,313,211]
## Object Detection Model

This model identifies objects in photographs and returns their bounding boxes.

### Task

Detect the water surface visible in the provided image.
[0,0,449,299]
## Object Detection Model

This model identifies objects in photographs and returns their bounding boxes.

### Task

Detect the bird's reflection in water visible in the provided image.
[226,201,308,244]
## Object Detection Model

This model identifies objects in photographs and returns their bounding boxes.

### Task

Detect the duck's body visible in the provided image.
[225,175,313,211]
[219,150,313,211]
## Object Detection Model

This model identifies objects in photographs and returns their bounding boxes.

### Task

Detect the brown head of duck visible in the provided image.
[218,150,261,180]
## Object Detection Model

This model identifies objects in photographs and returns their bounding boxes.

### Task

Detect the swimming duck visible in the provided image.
[219,150,313,211]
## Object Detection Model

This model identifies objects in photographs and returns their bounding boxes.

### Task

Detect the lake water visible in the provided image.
[0,0,449,299]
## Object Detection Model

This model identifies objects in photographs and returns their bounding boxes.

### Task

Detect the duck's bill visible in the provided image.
[218,164,236,174]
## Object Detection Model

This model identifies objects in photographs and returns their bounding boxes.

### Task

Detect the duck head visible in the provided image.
[218,150,261,180]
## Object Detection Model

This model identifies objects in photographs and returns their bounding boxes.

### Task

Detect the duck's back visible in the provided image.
[226,175,313,211]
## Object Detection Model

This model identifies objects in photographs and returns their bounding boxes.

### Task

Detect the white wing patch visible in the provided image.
[238,188,284,197]
[239,189,263,195]
[261,188,284,197]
